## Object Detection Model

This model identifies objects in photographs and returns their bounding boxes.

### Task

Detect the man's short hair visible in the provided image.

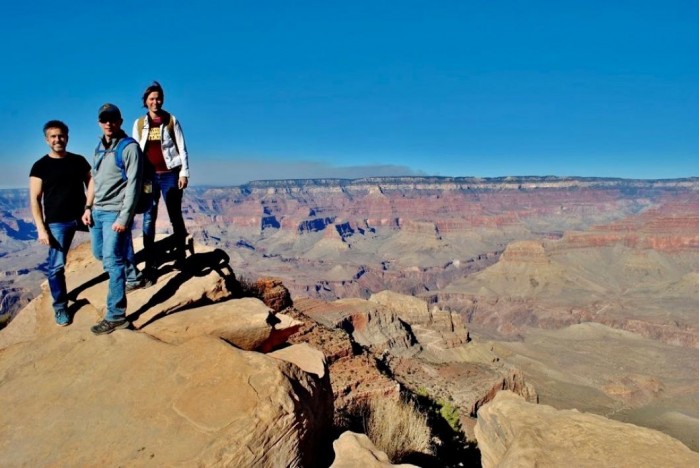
[142,81,165,107]
[43,120,69,136]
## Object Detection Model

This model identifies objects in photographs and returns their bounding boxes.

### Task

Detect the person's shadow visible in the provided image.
[69,235,239,328]
[68,273,108,301]
[68,235,192,300]
[129,244,237,329]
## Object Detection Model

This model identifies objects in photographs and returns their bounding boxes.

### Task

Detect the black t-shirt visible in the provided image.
[29,152,91,223]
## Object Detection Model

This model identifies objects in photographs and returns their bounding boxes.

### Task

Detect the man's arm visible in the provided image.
[82,171,94,227]
[113,142,143,231]
[29,176,49,245]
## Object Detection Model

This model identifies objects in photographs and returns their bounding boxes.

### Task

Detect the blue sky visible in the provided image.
[1,0,697,187]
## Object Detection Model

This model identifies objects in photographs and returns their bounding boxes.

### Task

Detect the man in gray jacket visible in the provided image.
[82,103,143,335]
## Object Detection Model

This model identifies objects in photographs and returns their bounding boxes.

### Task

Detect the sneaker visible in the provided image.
[126,280,145,292]
[55,309,70,327]
[91,319,130,335]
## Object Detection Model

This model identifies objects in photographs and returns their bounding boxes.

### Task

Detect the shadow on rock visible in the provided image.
[130,248,236,329]
[69,272,108,301]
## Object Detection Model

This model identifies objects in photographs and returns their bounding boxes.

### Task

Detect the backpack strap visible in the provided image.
[93,141,110,172]
[113,137,138,181]
[136,116,146,140]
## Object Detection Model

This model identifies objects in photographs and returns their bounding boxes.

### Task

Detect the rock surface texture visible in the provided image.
[330,432,418,468]
[475,391,697,468]
[0,242,333,467]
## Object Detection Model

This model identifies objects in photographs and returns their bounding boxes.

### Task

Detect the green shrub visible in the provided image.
[437,399,461,431]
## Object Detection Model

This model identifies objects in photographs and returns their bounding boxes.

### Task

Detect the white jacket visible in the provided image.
[132,112,190,178]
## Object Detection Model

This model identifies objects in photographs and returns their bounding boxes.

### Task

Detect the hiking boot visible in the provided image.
[91,319,130,335]
[55,309,70,327]
[126,280,145,292]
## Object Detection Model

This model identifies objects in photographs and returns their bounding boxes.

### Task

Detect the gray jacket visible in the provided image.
[92,131,143,226]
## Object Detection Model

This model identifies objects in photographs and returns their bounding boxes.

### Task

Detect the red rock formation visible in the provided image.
[249,277,293,312]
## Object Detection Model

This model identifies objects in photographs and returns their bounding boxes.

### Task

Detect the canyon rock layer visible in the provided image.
[1,176,697,450]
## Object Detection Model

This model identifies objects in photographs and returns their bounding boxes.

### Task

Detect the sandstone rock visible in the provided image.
[0,330,333,467]
[249,277,293,312]
[330,354,401,414]
[370,290,431,324]
[0,283,103,349]
[292,295,535,442]
[386,354,537,417]
[142,297,302,352]
[304,297,420,356]
[0,241,334,467]
[475,391,697,468]
[370,290,469,353]
[288,299,402,416]
[271,342,328,378]
[340,301,418,355]
[500,240,549,263]
[288,298,356,363]
[330,431,419,468]
[63,242,234,330]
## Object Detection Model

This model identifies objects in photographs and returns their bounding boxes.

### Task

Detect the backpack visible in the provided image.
[135,112,179,155]
[95,137,153,214]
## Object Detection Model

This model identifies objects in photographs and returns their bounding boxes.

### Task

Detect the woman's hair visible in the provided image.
[142,81,165,107]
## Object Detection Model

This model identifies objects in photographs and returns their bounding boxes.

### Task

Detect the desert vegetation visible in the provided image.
[363,396,433,462]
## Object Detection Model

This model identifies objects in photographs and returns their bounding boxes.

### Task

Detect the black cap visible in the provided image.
[98,103,122,120]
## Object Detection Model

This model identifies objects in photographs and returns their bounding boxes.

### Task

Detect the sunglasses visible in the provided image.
[99,116,120,124]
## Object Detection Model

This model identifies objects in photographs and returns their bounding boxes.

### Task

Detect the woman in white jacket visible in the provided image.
[132,81,190,277]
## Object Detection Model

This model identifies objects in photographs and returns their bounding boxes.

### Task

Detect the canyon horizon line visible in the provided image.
[197,174,700,188]
[2,174,698,192]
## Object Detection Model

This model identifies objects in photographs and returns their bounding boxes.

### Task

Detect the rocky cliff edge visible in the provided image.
[0,241,336,467]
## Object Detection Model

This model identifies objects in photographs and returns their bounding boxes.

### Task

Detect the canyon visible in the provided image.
[0,175,697,452]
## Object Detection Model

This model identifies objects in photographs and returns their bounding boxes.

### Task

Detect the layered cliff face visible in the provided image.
[290,290,539,447]
[1,176,697,453]
[5,177,695,323]
[178,178,697,312]
[438,194,698,347]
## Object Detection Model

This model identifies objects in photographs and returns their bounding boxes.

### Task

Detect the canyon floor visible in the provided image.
[481,323,698,450]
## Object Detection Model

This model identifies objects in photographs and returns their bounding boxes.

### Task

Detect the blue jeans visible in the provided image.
[125,238,141,285]
[90,210,129,322]
[47,221,78,314]
[142,169,187,268]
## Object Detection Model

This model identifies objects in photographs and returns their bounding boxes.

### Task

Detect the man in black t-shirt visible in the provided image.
[29,120,92,326]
